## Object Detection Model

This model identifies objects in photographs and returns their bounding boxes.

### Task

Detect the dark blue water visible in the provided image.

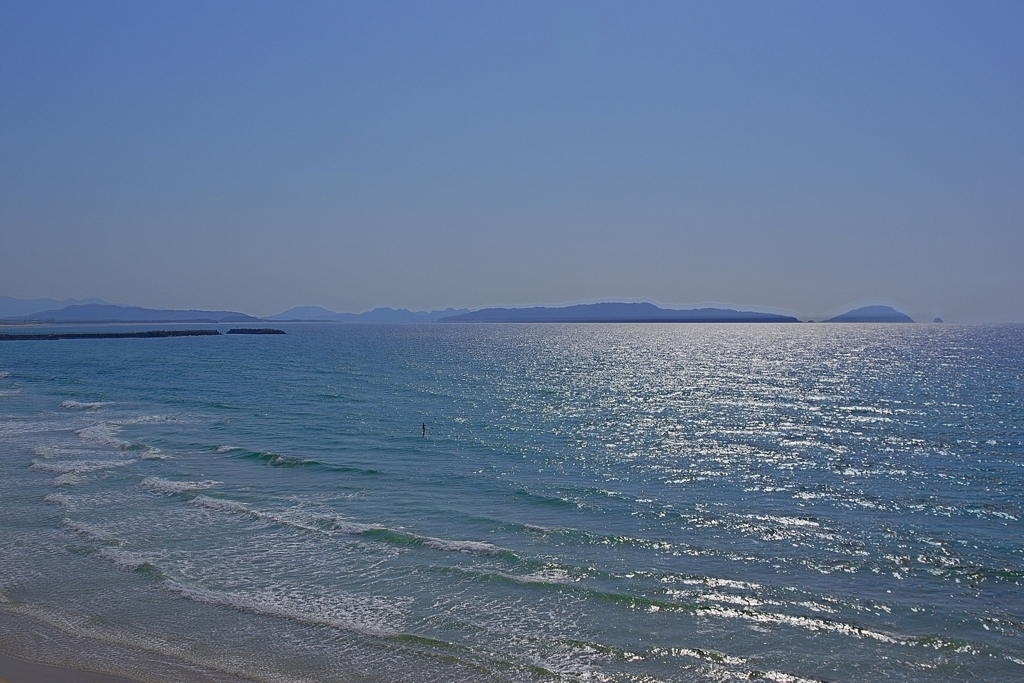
[1,323,1022,682]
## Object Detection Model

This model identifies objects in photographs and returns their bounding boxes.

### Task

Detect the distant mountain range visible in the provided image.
[267,306,470,323]
[4,303,260,324]
[826,305,914,323]
[440,302,800,323]
[0,296,109,318]
[0,297,921,324]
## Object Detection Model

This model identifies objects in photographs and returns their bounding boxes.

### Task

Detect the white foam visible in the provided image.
[749,515,820,528]
[42,493,75,506]
[189,495,251,514]
[191,496,371,537]
[330,519,382,535]
[757,671,824,683]
[702,605,904,644]
[503,568,576,585]
[161,580,407,638]
[115,414,176,426]
[33,445,92,459]
[655,647,746,666]
[75,424,132,450]
[674,576,762,591]
[700,592,763,607]
[60,400,111,410]
[139,476,220,495]
[213,445,239,453]
[31,458,135,474]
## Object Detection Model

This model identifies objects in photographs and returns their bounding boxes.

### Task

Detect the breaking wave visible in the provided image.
[75,424,133,450]
[31,458,135,475]
[61,519,124,546]
[139,477,220,495]
[161,580,408,638]
[188,495,500,555]
[60,400,111,410]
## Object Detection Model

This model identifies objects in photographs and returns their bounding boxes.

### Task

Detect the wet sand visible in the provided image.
[0,652,141,683]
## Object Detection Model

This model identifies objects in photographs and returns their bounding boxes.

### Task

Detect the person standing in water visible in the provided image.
[422,423,426,437]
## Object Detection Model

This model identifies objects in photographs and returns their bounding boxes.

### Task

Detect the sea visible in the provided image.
[0,322,1022,683]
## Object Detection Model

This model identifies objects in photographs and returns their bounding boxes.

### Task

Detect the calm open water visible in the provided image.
[1,323,1022,682]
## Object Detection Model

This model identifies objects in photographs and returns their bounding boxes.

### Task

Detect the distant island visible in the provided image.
[0,329,222,341]
[440,302,799,323]
[826,305,914,323]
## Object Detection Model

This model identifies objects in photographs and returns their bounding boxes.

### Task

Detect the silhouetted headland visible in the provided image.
[0,329,222,341]
[226,328,286,334]
[0,328,284,340]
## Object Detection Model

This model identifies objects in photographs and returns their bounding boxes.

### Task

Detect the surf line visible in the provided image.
[0,329,285,341]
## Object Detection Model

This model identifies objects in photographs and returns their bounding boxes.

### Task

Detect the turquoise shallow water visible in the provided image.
[1,323,1022,682]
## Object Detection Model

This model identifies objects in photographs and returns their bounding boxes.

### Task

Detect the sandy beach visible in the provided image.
[0,611,255,683]
[0,651,140,683]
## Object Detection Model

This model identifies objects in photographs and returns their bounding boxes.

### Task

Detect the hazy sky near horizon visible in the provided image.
[1,1,1022,321]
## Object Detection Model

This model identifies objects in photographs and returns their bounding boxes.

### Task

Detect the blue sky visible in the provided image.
[1,1,1021,320]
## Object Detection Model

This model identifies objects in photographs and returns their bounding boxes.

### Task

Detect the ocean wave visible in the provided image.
[187,494,499,555]
[220,447,383,476]
[700,605,907,644]
[139,476,220,495]
[61,519,123,546]
[75,424,133,450]
[189,495,327,533]
[189,495,252,514]
[650,646,747,667]
[672,575,763,591]
[418,536,499,555]
[95,549,164,575]
[452,566,580,588]
[114,415,177,426]
[33,445,93,459]
[31,458,135,474]
[330,519,383,535]
[161,580,408,638]
[747,514,820,528]
[512,521,675,552]
[236,450,320,467]
[59,400,111,410]
[652,647,825,683]
[359,527,501,555]
[42,493,75,506]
